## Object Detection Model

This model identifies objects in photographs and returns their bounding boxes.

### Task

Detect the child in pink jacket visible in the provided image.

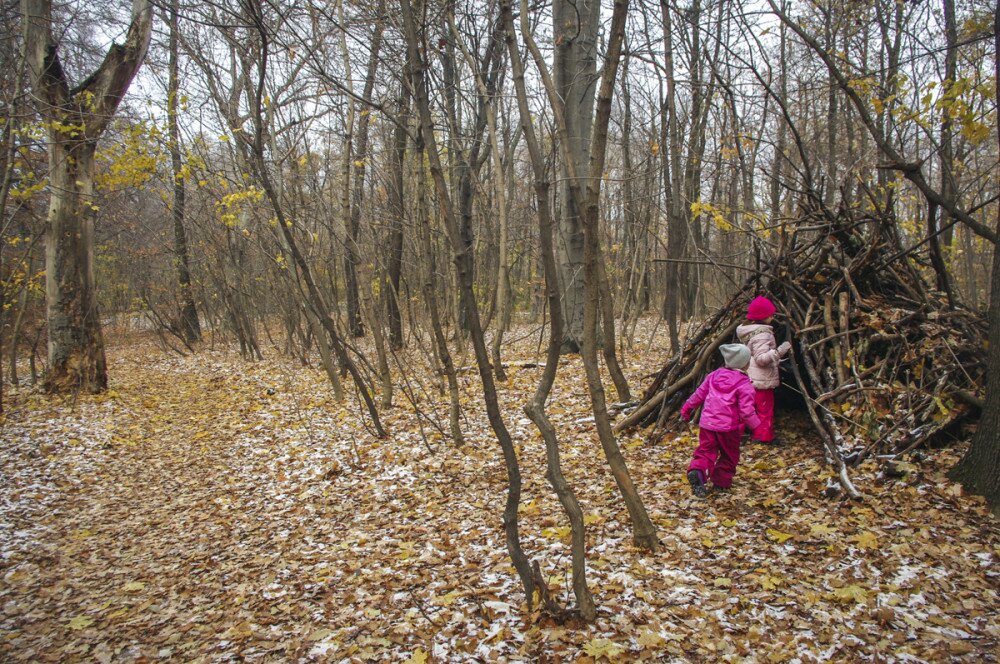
[681,343,761,498]
[736,296,791,444]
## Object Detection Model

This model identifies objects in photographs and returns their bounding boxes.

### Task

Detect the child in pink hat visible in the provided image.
[736,296,791,444]
[681,343,761,497]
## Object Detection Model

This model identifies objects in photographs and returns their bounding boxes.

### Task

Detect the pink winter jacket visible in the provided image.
[736,323,791,390]
[681,367,761,433]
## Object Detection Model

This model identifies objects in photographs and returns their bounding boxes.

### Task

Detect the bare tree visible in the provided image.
[167,0,200,344]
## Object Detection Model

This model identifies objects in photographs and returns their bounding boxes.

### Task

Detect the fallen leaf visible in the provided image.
[583,638,624,659]
[767,528,794,544]
[404,648,428,664]
[67,615,94,630]
[852,531,879,549]
[830,585,868,603]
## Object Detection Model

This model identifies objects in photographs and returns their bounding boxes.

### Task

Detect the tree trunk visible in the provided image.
[385,82,410,350]
[768,3,787,226]
[522,0,657,551]
[23,0,153,393]
[503,0,596,619]
[401,0,538,607]
[168,0,200,344]
[552,0,600,353]
[42,142,108,392]
[939,0,957,249]
[659,0,685,350]
[415,156,464,446]
[338,0,363,338]
[948,3,1000,516]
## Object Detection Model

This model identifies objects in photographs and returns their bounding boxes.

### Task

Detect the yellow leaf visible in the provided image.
[721,519,737,527]
[760,575,782,590]
[713,577,732,588]
[541,525,572,542]
[397,541,417,560]
[852,531,879,549]
[583,637,624,659]
[404,648,428,664]
[67,615,94,630]
[122,581,145,593]
[701,538,716,548]
[767,528,793,544]
[810,523,836,537]
[437,590,461,606]
[637,629,664,648]
[830,585,868,603]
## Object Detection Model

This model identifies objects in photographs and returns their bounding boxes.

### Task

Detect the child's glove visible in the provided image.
[778,341,792,356]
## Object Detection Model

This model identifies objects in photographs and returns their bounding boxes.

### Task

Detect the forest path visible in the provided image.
[1,334,998,662]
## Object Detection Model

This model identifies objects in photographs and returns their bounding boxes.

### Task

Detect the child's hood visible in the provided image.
[736,322,774,339]
[708,367,751,393]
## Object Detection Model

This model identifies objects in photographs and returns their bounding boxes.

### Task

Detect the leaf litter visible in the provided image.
[0,322,997,662]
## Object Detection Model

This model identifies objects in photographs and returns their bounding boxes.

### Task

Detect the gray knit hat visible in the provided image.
[720,343,751,369]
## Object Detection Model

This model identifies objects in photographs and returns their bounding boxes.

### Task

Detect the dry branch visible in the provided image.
[620,202,986,497]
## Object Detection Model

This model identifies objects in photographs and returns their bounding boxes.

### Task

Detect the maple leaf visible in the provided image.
[810,523,836,537]
[636,629,664,648]
[713,577,732,588]
[583,638,624,659]
[404,648,429,664]
[122,581,145,592]
[766,528,794,544]
[830,585,868,603]
[852,531,879,549]
[760,575,783,590]
[541,525,572,542]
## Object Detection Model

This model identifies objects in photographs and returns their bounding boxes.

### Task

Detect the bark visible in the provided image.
[521,0,657,551]
[337,0,369,337]
[823,6,838,209]
[168,0,200,344]
[659,0,685,350]
[415,150,464,446]
[385,82,410,350]
[502,0,595,620]
[768,3,787,226]
[939,0,957,249]
[552,0,600,353]
[948,3,1000,515]
[401,0,537,606]
[22,0,154,393]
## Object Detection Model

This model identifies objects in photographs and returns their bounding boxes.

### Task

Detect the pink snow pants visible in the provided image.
[687,428,742,489]
[751,388,775,442]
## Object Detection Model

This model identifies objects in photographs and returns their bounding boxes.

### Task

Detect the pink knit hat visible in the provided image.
[747,296,777,321]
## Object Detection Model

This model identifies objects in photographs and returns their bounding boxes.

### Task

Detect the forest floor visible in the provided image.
[1,321,998,663]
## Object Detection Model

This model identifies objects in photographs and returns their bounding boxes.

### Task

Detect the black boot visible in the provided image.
[687,470,708,498]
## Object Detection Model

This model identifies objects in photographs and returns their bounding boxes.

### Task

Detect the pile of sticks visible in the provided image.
[618,204,987,497]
